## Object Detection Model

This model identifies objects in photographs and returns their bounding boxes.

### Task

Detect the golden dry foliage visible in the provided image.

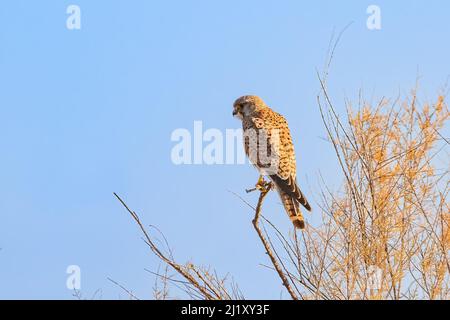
[285,89,450,300]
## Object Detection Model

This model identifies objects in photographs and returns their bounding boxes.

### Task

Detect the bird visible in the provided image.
[232,95,311,229]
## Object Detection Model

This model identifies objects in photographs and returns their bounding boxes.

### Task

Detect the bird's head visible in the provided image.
[232,95,267,119]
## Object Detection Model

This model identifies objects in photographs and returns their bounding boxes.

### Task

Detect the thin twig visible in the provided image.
[107,277,140,300]
[251,181,299,300]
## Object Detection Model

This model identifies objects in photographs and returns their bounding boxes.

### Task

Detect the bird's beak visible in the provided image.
[232,110,238,116]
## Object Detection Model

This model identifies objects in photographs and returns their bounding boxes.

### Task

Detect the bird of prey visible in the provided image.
[233,95,311,229]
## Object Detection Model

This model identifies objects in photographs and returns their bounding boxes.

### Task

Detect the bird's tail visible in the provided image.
[279,191,305,229]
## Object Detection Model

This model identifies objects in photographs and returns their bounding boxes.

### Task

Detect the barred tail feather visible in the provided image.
[279,191,305,229]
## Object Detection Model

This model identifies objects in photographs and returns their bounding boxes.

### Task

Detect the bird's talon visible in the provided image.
[257,180,273,193]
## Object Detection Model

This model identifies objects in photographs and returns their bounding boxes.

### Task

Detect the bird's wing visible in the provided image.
[263,110,312,212]
[270,174,311,211]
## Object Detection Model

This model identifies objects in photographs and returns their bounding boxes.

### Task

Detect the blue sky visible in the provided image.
[0,1,449,299]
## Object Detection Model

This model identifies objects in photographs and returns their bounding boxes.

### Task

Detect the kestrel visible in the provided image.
[233,95,311,229]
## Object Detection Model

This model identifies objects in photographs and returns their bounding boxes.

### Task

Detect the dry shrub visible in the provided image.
[288,87,450,299]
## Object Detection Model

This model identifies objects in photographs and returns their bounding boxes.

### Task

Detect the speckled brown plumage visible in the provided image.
[233,95,311,229]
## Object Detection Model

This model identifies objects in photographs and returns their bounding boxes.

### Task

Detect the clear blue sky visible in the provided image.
[0,1,449,299]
